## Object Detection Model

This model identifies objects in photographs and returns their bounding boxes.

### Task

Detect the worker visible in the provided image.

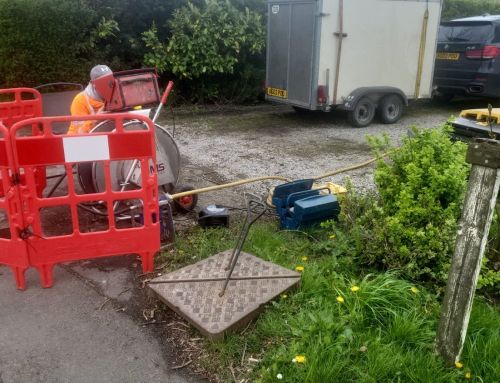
[67,65,114,135]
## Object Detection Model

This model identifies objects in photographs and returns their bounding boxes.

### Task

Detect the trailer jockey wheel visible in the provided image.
[348,97,375,128]
[174,185,198,213]
[378,94,404,124]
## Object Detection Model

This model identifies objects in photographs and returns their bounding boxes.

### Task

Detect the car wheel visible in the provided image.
[347,97,376,127]
[378,94,404,124]
[174,185,198,213]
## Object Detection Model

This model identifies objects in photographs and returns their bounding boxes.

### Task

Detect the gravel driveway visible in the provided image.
[0,98,492,230]
[166,99,479,197]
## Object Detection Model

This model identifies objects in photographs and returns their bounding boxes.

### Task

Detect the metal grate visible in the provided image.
[149,250,301,339]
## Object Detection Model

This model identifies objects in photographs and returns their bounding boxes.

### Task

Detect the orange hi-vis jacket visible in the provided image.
[67,91,105,135]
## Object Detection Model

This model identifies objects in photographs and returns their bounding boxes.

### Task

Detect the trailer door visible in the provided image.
[266,0,317,108]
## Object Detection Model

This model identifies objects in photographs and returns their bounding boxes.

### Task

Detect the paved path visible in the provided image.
[0,263,205,383]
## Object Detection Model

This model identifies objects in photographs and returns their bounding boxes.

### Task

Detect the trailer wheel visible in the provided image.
[347,97,376,127]
[378,94,404,124]
[174,185,198,213]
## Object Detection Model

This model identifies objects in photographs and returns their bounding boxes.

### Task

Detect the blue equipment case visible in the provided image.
[272,179,340,229]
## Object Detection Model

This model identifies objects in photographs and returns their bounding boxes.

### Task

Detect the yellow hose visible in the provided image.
[169,151,393,200]
[170,175,291,199]
[312,150,393,181]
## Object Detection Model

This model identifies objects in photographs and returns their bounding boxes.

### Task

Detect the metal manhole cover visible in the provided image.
[149,250,301,339]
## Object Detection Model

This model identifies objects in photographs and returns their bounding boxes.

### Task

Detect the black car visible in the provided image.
[434,15,500,100]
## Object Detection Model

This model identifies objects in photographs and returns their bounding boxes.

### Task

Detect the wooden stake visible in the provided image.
[437,139,500,365]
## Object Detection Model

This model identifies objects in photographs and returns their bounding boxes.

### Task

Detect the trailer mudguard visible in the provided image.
[340,87,408,111]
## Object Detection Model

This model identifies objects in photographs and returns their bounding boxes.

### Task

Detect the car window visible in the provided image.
[438,22,494,43]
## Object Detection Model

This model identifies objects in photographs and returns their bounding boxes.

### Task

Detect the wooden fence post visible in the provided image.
[437,138,500,365]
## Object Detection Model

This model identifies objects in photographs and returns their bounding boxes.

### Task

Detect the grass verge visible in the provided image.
[158,220,499,383]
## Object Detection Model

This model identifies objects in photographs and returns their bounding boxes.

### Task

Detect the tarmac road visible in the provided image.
[0,261,206,383]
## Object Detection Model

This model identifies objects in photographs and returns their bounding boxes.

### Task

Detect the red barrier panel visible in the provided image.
[0,123,30,289]
[0,88,42,128]
[0,88,46,197]
[10,113,160,288]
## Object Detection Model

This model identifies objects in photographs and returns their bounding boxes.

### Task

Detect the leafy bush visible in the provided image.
[442,0,500,21]
[333,127,470,286]
[143,0,266,102]
[329,126,499,293]
[83,0,183,70]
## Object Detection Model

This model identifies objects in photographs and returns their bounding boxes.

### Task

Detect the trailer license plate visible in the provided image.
[267,87,288,98]
[436,52,460,60]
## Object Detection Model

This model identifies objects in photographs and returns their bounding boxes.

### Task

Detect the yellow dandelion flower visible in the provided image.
[329,234,336,239]
[336,296,345,303]
[295,266,304,272]
[410,286,419,294]
[464,372,472,380]
[350,285,360,292]
[301,256,308,262]
[293,355,306,364]
[455,362,463,369]
[280,294,288,299]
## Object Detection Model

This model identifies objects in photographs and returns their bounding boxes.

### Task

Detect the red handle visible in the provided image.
[160,81,174,105]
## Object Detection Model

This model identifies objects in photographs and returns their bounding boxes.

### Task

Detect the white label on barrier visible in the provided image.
[63,135,110,163]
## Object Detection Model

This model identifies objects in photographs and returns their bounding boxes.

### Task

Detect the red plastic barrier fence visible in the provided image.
[0,88,46,197]
[0,88,42,128]
[0,123,30,289]
[9,113,160,288]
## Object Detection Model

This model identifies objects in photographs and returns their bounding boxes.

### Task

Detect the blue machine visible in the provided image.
[272,179,341,229]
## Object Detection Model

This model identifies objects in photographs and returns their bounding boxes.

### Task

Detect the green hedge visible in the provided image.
[0,0,99,86]
[442,0,500,21]
[5,0,500,98]
[0,0,181,87]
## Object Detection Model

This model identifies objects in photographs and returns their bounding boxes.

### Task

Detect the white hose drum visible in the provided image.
[77,119,180,194]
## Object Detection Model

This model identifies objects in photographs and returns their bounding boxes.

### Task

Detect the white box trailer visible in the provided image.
[265,0,443,127]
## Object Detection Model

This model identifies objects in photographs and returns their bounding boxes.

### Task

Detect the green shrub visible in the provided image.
[142,0,266,102]
[329,126,499,293]
[333,127,470,286]
[83,0,183,71]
